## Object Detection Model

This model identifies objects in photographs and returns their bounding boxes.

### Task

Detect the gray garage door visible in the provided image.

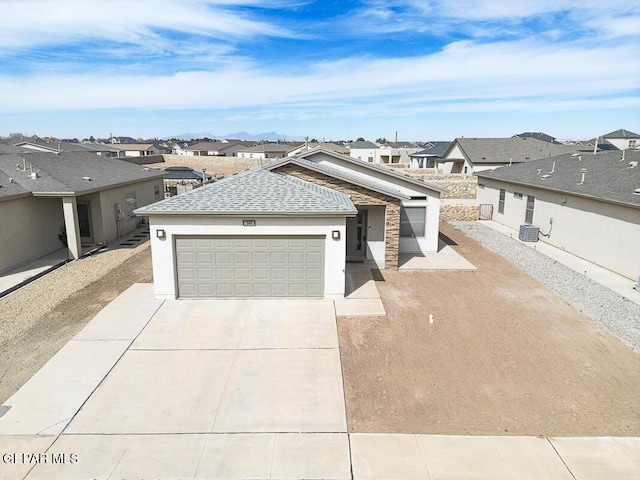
[175,236,325,298]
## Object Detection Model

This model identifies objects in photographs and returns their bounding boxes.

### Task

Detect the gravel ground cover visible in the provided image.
[0,234,153,403]
[450,221,640,352]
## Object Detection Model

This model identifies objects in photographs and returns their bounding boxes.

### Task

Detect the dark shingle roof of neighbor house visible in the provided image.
[513,132,558,143]
[163,166,211,181]
[0,143,32,155]
[448,137,579,164]
[347,141,379,149]
[238,144,291,153]
[135,168,357,216]
[602,129,640,139]
[476,150,640,208]
[411,142,452,157]
[0,152,165,199]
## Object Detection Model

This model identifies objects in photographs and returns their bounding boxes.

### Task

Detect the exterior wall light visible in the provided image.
[332,230,341,240]
[156,229,165,239]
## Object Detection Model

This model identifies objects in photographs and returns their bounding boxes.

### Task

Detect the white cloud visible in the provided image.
[1,38,637,114]
[0,0,293,51]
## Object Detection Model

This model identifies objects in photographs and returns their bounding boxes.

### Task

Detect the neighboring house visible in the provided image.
[111,144,166,157]
[287,142,349,157]
[600,129,640,150]
[162,166,213,197]
[475,150,640,281]
[512,132,559,144]
[346,140,379,163]
[236,144,291,160]
[12,140,120,157]
[441,137,579,174]
[181,140,253,157]
[136,147,445,299]
[0,152,165,274]
[0,143,32,155]
[409,142,452,169]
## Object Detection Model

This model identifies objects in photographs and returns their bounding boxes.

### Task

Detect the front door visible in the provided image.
[76,202,93,243]
[346,210,367,258]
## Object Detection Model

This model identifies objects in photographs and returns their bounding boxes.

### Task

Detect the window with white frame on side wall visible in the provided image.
[400,206,426,237]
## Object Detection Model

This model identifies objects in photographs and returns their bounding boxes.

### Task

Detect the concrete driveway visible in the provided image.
[1,283,638,479]
[0,284,351,479]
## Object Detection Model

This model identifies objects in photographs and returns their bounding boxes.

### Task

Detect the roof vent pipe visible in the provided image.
[593,137,598,155]
[549,161,555,174]
[578,168,587,185]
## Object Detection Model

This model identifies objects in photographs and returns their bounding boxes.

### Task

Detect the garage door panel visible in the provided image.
[234,238,252,249]
[216,283,233,296]
[270,252,287,264]
[233,251,251,264]
[177,251,196,264]
[176,236,325,298]
[196,267,214,280]
[307,252,324,264]
[252,268,269,280]
[214,238,233,249]
[287,238,307,249]
[253,284,269,296]
[196,251,213,263]
[307,267,323,280]
[215,251,232,264]
[216,267,233,280]
[234,268,251,281]
[252,252,269,264]
[288,252,306,264]
[271,283,287,296]
[177,267,195,280]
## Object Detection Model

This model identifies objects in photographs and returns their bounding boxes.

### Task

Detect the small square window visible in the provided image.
[514,192,523,199]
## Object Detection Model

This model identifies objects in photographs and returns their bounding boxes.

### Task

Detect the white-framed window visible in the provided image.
[514,192,523,199]
[498,189,506,214]
[400,207,426,237]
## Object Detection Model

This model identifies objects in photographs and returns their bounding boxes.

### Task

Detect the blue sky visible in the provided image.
[0,0,638,141]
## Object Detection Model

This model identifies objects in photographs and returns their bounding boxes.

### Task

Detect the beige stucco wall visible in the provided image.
[82,179,163,245]
[0,196,65,273]
[477,179,640,280]
[146,215,349,299]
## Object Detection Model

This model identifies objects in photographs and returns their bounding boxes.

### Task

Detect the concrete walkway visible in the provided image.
[0,249,69,296]
[1,284,639,479]
[481,220,640,306]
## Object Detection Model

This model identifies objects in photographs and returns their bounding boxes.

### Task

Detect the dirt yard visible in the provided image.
[0,245,153,404]
[145,155,261,178]
[338,223,640,436]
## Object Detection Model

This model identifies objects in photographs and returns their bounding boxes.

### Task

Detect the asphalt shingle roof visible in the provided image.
[291,146,447,194]
[268,157,411,199]
[135,168,357,216]
[411,142,452,157]
[476,150,640,207]
[602,129,640,139]
[0,152,165,198]
[451,137,579,165]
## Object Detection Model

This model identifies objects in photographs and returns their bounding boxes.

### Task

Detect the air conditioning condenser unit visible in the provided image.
[519,224,539,242]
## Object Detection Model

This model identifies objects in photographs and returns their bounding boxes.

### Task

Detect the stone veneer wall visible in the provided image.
[274,164,401,269]
[388,169,478,199]
[162,154,262,168]
[440,202,480,221]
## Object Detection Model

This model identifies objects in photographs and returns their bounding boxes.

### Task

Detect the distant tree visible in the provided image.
[356,137,365,142]
[310,138,318,143]
[89,135,95,142]
[376,137,388,144]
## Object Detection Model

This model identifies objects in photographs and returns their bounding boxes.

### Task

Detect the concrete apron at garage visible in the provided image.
[1,284,638,479]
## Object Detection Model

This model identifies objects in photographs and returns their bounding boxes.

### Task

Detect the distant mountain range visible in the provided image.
[166,131,304,142]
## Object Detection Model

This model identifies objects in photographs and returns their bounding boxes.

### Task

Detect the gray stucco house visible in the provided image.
[0,151,165,273]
